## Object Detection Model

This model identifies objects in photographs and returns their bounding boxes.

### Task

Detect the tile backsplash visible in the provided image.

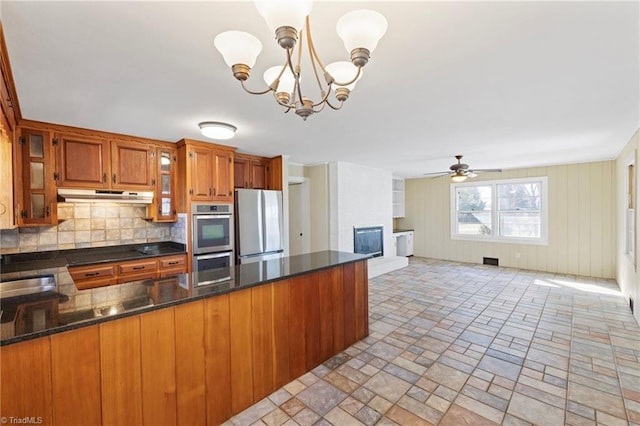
[0,202,178,254]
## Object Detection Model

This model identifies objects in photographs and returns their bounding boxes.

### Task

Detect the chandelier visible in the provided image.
[214,0,388,120]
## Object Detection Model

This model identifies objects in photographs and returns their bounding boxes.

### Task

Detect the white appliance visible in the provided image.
[235,189,284,264]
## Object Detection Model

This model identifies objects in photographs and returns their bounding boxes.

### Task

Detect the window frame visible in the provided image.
[450,176,549,245]
[625,151,636,269]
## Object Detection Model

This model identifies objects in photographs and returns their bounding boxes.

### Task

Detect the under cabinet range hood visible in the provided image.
[57,189,154,204]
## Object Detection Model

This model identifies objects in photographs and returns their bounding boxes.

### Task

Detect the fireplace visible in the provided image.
[353,226,383,258]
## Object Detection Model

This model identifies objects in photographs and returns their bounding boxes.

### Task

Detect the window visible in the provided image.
[626,154,636,267]
[451,177,548,245]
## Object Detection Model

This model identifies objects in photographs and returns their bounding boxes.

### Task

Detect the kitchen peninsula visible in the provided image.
[1,250,369,426]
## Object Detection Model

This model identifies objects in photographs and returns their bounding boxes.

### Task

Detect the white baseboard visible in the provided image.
[368,256,409,278]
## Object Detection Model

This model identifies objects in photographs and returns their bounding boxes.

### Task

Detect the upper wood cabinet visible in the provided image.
[147,145,177,222]
[55,134,156,191]
[234,153,269,190]
[189,145,215,201]
[0,111,14,229]
[177,139,235,205]
[16,127,57,226]
[213,148,233,200]
[111,139,155,190]
[55,133,110,188]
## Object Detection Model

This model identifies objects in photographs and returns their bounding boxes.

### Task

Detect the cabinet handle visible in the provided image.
[151,178,156,186]
[112,174,116,184]
[45,206,50,217]
[228,190,232,196]
[213,187,216,196]
[84,272,100,277]
[103,173,107,183]
[167,261,179,266]
[132,266,146,270]
[209,188,212,196]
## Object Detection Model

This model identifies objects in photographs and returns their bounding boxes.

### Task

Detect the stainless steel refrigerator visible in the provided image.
[235,189,285,264]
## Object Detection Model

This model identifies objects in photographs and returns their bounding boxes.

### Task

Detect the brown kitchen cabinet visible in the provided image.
[100,315,144,426]
[212,148,233,200]
[0,114,14,229]
[158,254,187,277]
[110,139,155,190]
[69,254,187,290]
[176,139,235,206]
[50,326,102,426]
[56,134,156,191]
[234,153,269,189]
[69,263,117,289]
[15,127,58,226]
[0,337,54,425]
[147,145,177,222]
[55,132,110,188]
[1,259,369,426]
[116,258,158,284]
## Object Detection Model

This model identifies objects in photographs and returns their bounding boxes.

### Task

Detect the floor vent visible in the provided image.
[630,297,635,315]
[483,257,499,266]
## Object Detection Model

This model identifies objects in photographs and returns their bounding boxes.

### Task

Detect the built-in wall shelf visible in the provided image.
[392,178,405,218]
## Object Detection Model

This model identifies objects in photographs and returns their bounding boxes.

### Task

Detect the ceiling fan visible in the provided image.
[424,155,502,182]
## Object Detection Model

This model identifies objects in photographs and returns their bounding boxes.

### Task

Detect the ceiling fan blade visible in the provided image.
[423,171,451,176]
[469,168,502,173]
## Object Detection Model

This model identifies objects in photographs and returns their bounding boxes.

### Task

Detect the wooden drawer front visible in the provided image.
[119,260,158,276]
[70,265,116,281]
[70,265,117,290]
[159,255,186,270]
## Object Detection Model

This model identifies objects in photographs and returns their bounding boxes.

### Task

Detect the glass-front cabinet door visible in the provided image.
[150,146,176,222]
[18,128,57,226]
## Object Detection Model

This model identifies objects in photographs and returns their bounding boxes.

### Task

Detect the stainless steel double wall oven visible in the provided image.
[191,203,233,285]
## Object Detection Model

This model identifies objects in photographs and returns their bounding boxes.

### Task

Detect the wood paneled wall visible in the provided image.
[398,161,616,278]
[0,260,368,426]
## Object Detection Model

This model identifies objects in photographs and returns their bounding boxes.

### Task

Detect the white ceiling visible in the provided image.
[2,1,639,178]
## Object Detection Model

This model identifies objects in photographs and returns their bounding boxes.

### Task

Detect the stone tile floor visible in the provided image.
[223,258,640,425]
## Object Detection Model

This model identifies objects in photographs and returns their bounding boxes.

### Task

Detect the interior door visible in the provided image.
[288,183,303,256]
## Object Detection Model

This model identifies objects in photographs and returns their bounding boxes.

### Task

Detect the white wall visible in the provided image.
[305,163,330,252]
[328,161,394,257]
[397,161,616,278]
[616,128,639,323]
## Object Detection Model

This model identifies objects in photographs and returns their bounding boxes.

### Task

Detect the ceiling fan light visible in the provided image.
[198,122,237,140]
[451,174,467,183]
[336,9,388,54]
[214,31,262,68]
[254,0,313,34]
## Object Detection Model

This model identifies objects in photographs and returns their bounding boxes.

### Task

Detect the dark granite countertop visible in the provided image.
[392,229,414,233]
[0,241,187,273]
[0,250,369,346]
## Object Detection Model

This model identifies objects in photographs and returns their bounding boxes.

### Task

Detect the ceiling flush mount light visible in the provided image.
[214,1,387,120]
[198,121,237,140]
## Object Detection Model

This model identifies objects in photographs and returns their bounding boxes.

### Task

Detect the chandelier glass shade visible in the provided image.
[214,0,387,120]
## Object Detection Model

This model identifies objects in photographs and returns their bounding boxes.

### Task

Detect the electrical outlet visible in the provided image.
[515,252,521,259]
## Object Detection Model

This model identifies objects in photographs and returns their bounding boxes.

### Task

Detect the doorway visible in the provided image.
[288,178,311,256]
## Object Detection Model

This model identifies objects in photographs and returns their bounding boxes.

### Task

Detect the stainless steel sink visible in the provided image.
[0,275,56,299]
